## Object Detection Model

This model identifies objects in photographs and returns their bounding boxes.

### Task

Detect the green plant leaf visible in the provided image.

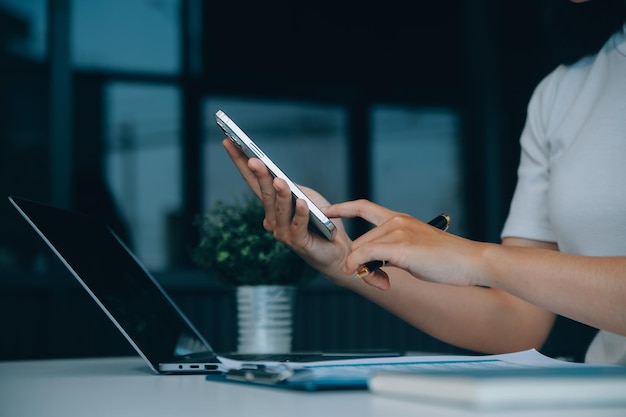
[191,196,315,286]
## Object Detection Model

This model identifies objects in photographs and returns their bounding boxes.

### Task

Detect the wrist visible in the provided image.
[320,265,357,288]
[476,242,507,289]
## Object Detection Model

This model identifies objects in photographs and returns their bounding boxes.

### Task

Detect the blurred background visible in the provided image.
[0,0,597,362]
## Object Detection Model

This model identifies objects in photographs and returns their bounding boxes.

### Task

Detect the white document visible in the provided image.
[217,348,565,370]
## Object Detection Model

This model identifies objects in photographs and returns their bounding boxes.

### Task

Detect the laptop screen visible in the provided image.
[9,196,214,366]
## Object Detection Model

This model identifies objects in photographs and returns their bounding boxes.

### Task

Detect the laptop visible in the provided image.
[8,196,397,374]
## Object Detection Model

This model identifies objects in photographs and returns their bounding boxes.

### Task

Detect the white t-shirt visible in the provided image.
[501,25,626,364]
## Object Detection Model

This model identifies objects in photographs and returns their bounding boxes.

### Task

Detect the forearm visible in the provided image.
[480,244,626,336]
[336,267,555,354]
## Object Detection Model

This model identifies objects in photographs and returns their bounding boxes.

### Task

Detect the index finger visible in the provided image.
[222,138,262,199]
[323,199,397,227]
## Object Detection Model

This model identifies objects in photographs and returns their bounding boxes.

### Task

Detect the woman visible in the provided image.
[224,0,626,364]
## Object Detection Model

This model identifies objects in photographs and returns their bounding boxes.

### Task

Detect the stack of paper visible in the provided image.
[368,356,626,410]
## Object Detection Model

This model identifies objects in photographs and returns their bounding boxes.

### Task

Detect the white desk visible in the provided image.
[1,356,625,417]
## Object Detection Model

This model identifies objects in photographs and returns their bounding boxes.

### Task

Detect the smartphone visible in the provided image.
[216,109,337,241]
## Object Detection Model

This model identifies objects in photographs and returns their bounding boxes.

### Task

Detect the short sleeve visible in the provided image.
[500,72,560,243]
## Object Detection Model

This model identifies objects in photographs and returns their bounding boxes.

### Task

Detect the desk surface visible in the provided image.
[1,356,625,417]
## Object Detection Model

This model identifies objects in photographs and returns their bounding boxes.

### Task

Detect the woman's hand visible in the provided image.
[324,199,487,290]
[222,139,354,283]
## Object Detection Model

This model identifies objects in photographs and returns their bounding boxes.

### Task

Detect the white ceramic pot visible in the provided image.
[236,285,296,354]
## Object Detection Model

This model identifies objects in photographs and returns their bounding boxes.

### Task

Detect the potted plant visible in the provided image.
[192,196,314,353]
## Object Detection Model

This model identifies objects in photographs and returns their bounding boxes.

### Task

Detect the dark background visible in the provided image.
[0,0,600,363]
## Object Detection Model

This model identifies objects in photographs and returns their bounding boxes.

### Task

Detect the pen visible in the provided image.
[355,213,451,279]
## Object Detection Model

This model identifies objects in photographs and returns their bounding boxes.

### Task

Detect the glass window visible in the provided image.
[104,83,181,271]
[0,0,47,60]
[72,0,179,73]
[371,106,465,236]
[203,99,349,213]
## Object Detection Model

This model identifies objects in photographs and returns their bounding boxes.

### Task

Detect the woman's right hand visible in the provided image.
[222,139,354,284]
